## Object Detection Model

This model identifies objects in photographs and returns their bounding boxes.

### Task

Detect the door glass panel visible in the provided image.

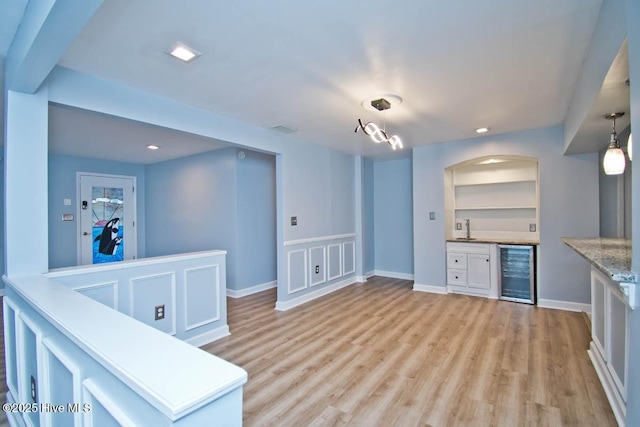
[91,186,124,264]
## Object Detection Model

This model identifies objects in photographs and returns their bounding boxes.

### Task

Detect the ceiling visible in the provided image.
[4,0,625,163]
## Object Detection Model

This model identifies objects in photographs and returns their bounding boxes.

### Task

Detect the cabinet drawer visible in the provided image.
[447,269,467,286]
[447,252,467,269]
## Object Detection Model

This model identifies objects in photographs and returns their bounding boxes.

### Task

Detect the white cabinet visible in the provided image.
[589,268,628,426]
[446,242,494,296]
[467,253,491,289]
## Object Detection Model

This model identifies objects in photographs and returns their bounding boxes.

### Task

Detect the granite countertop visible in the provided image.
[446,238,539,245]
[562,237,636,283]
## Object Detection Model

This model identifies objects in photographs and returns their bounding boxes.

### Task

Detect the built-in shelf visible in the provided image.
[453,179,536,187]
[446,156,540,240]
[454,206,537,211]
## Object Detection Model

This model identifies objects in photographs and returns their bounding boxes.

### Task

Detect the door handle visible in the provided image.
[83,232,90,236]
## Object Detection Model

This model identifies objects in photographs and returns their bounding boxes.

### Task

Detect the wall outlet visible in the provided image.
[155,304,165,320]
[291,216,297,226]
[429,212,436,220]
[31,375,37,403]
[529,223,536,232]
[62,213,74,221]
[456,223,462,230]
[315,265,320,274]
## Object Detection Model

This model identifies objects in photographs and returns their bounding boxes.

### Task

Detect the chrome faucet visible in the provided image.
[465,219,470,239]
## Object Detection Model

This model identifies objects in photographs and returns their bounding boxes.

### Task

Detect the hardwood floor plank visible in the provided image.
[204,278,618,426]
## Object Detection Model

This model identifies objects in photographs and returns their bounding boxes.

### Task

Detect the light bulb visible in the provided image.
[628,133,633,161]
[603,147,626,175]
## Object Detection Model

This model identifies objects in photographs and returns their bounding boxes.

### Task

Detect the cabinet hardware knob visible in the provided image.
[455,276,458,279]
[486,259,489,262]
[455,260,458,262]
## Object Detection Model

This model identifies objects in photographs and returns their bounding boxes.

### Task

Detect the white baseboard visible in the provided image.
[588,345,625,426]
[413,283,448,294]
[365,271,375,279]
[537,299,591,314]
[185,325,230,348]
[354,275,367,283]
[372,270,414,281]
[227,280,277,298]
[275,277,357,311]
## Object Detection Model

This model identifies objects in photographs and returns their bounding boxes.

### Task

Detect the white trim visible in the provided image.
[413,284,448,294]
[183,265,220,332]
[355,276,367,283]
[372,270,414,280]
[184,325,230,348]
[287,249,308,294]
[284,233,356,247]
[327,244,342,281]
[83,378,139,427]
[72,281,119,310]
[41,336,84,426]
[129,272,177,336]
[309,246,327,287]
[0,288,5,297]
[48,250,227,277]
[274,277,357,311]
[3,297,20,396]
[588,345,626,427]
[342,241,356,275]
[227,281,277,298]
[537,299,591,314]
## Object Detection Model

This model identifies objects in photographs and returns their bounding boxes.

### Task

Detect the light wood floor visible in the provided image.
[203,277,617,427]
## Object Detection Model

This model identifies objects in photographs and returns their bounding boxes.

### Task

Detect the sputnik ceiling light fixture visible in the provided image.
[355,98,403,150]
[602,112,626,175]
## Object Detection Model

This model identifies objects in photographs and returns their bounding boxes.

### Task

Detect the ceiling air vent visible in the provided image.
[270,124,297,134]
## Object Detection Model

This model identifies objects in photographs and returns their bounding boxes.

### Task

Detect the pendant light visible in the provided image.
[628,133,633,161]
[603,112,626,175]
[355,98,403,150]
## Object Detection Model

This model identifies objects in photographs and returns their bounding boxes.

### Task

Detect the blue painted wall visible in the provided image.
[281,141,355,242]
[48,153,146,269]
[363,158,375,275]
[236,149,276,290]
[145,147,238,286]
[373,158,414,276]
[145,147,276,291]
[413,126,599,304]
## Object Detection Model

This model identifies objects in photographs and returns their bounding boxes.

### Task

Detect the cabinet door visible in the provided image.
[467,254,490,289]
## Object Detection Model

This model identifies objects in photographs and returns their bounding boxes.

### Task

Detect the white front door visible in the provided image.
[78,173,137,265]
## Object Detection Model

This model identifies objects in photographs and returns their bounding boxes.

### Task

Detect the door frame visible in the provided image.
[76,172,138,266]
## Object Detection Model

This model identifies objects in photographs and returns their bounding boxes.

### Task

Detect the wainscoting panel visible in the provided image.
[309,246,327,287]
[130,272,177,336]
[328,244,342,281]
[342,241,355,276]
[279,234,358,310]
[288,249,308,294]
[72,281,118,310]
[184,265,221,331]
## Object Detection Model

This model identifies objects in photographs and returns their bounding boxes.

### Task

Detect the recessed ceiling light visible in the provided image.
[475,127,490,134]
[147,145,159,150]
[165,42,201,63]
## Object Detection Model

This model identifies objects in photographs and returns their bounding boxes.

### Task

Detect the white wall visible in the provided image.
[413,125,599,304]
